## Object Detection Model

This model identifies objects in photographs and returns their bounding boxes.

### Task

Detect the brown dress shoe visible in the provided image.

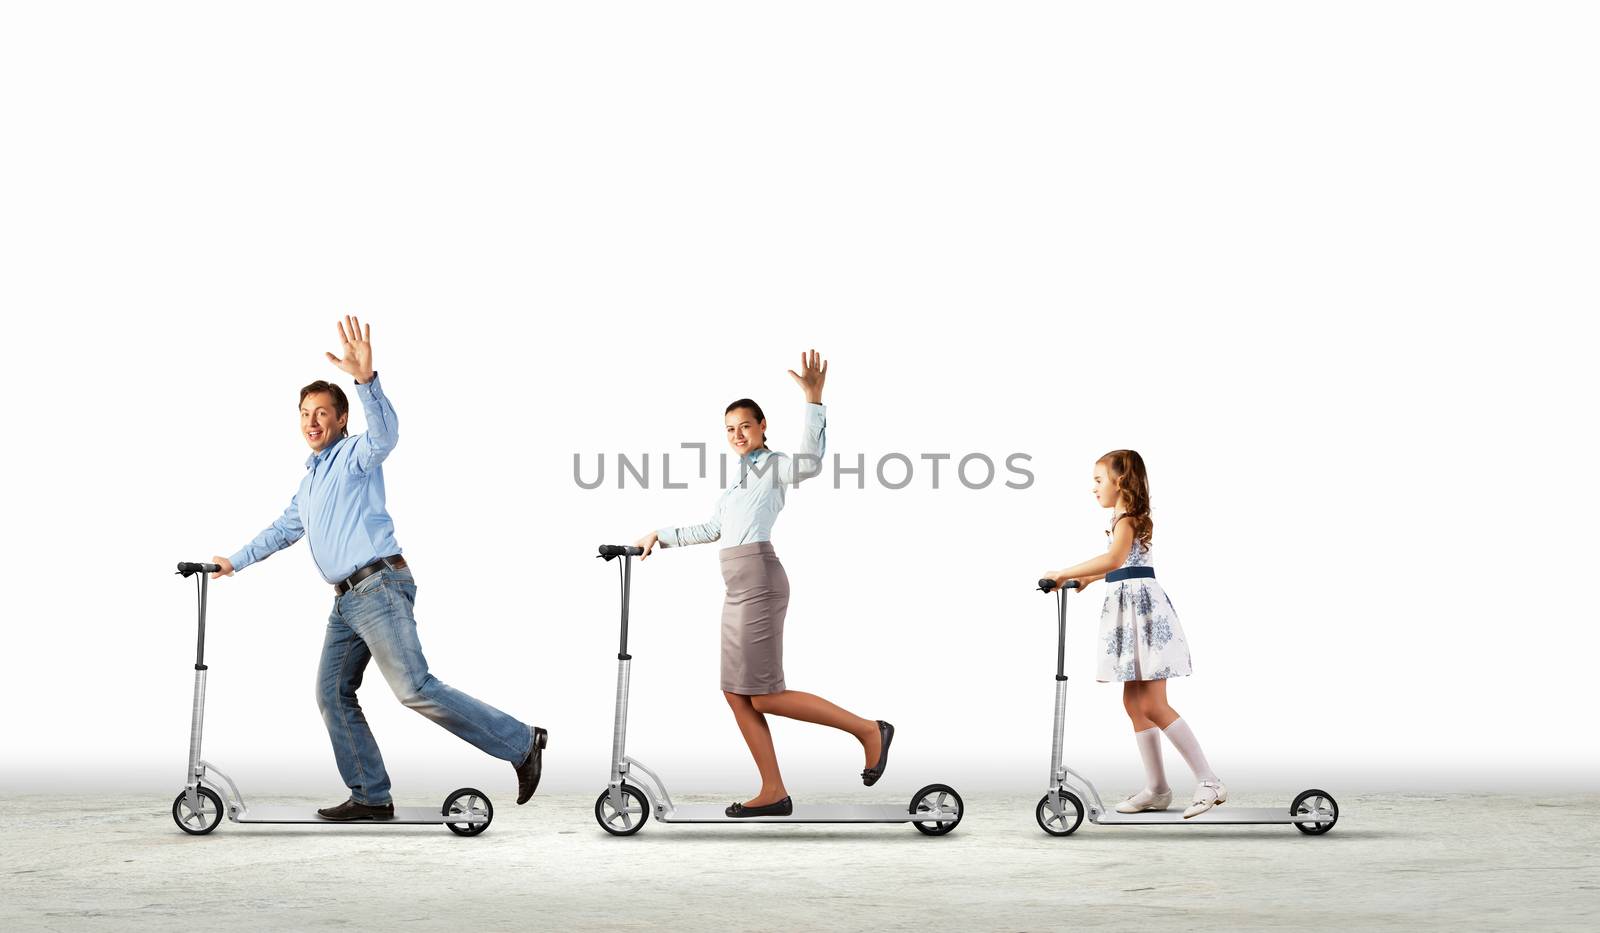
[316,798,395,821]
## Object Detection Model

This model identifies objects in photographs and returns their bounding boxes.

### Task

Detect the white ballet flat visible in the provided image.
[1115,788,1173,813]
[1183,780,1228,819]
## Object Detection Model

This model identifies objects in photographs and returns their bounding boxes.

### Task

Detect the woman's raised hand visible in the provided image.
[325,315,375,384]
[787,348,827,404]
[634,532,659,560]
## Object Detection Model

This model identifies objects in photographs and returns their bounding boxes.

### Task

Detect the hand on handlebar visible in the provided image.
[634,532,659,560]
[210,556,234,580]
[1039,572,1086,594]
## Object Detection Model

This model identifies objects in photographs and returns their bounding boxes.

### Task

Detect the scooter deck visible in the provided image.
[660,803,955,824]
[1093,806,1334,826]
[235,806,487,825]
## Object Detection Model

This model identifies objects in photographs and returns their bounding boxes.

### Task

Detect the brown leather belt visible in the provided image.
[334,555,408,595]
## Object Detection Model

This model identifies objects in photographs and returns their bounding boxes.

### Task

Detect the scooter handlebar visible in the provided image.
[1038,578,1080,593]
[176,561,221,577]
[598,544,645,560]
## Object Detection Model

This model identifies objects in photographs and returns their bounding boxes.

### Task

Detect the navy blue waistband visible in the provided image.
[1106,566,1155,583]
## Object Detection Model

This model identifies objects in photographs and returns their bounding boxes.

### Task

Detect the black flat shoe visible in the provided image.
[725,796,794,818]
[515,726,548,805]
[316,798,395,821]
[861,720,894,787]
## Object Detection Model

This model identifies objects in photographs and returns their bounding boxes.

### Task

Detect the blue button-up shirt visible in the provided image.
[656,402,826,550]
[228,372,403,584]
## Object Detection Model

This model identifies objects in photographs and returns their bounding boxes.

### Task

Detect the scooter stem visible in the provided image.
[1055,588,1067,679]
[1049,588,1070,783]
[1050,679,1068,785]
[195,570,210,670]
[611,657,632,780]
[610,553,634,784]
[186,573,210,799]
[618,554,633,659]
[187,668,208,785]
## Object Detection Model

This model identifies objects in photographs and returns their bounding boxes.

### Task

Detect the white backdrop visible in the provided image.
[2,2,1595,799]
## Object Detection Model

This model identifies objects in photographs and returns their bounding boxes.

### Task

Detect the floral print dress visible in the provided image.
[1096,518,1193,683]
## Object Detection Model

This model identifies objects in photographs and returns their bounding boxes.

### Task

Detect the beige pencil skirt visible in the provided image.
[718,541,789,695]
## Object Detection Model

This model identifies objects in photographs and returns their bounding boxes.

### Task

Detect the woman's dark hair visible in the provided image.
[299,380,351,439]
[725,398,765,422]
[1098,449,1153,547]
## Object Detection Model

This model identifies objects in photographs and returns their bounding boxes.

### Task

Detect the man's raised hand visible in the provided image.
[326,315,375,384]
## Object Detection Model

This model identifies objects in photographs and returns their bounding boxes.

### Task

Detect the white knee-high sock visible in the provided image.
[1162,717,1218,783]
[1135,727,1169,793]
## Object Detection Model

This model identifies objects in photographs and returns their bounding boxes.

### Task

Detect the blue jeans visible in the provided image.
[316,567,532,805]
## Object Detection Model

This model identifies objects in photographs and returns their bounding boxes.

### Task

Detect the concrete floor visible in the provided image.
[2,791,1596,931]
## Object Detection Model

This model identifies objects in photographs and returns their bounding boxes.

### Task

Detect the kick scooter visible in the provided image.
[591,545,964,836]
[1033,578,1338,836]
[170,561,493,836]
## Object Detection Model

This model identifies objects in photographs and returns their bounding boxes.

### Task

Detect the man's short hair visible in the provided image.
[299,380,351,438]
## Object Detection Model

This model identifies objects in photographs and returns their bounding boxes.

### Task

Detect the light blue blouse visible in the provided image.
[656,402,827,550]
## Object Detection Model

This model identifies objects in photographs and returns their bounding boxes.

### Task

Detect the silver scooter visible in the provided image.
[170,561,493,836]
[592,545,964,836]
[1033,578,1338,835]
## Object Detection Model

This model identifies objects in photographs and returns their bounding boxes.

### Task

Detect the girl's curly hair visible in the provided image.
[1098,449,1153,547]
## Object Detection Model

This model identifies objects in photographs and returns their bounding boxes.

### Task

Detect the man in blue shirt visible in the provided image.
[210,316,546,820]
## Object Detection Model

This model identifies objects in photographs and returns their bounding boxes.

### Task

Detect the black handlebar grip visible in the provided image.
[597,544,645,560]
[1038,579,1080,593]
[176,561,222,577]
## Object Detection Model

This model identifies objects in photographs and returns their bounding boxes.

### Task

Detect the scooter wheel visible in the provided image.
[1036,791,1084,836]
[172,786,224,835]
[595,784,649,836]
[443,788,493,836]
[910,783,963,836]
[1291,788,1338,835]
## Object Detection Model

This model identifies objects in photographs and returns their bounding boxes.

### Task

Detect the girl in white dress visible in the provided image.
[1044,449,1226,818]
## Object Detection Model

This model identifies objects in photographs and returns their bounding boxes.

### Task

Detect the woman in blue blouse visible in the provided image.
[634,350,892,817]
